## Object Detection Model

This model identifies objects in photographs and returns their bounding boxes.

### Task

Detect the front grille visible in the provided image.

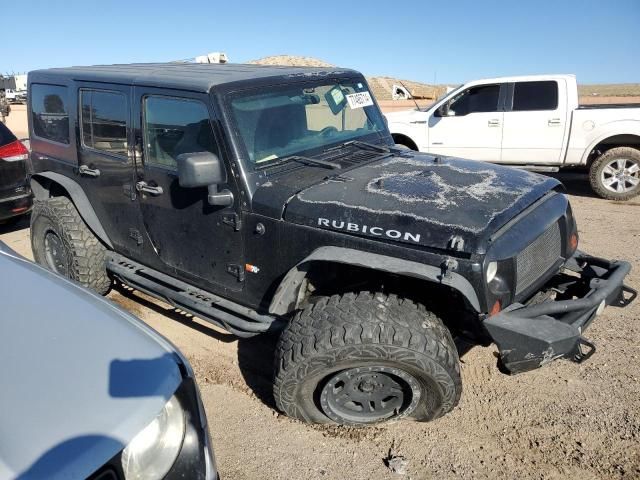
[516,222,562,295]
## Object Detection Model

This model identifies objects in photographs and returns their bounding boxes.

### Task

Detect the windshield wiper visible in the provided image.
[256,155,341,170]
[324,139,390,154]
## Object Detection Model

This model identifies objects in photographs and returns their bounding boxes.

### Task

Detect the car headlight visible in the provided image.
[486,261,498,283]
[121,394,186,480]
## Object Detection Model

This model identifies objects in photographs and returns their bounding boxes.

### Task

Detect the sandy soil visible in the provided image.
[2,173,639,479]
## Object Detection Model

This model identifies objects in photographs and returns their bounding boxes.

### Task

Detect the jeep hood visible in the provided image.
[0,245,182,479]
[280,153,561,254]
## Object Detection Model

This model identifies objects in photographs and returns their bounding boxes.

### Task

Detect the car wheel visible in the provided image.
[274,292,461,425]
[31,196,112,295]
[589,147,640,201]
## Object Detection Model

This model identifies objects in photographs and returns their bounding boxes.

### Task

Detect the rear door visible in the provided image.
[427,84,504,162]
[500,80,568,164]
[76,84,146,256]
[132,87,244,292]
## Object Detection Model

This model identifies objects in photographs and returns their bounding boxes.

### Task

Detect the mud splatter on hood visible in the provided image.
[282,153,561,254]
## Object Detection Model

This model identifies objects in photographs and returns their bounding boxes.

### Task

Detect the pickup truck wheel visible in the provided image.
[273,292,461,425]
[589,147,640,200]
[31,196,112,295]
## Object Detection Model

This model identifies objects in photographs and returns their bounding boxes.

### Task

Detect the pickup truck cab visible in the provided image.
[386,74,640,200]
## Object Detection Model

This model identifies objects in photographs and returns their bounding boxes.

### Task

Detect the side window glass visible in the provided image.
[513,81,558,111]
[143,96,218,170]
[31,84,70,144]
[80,90,128,156]
[449,85,500,116]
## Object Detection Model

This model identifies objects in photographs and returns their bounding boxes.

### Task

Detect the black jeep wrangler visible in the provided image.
[28,64,634,426]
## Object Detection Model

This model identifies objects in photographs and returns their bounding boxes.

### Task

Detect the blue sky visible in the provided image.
[4,0,639,84]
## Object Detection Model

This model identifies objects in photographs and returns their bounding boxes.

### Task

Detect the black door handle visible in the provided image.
[79,165,101,177]
[136,181,164,196]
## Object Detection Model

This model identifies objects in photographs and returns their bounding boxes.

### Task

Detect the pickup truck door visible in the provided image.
[500,80,568,164]
[132,87,244,293]
[427,84,504,162]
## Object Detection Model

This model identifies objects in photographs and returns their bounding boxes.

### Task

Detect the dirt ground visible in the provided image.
[2,107,640,480]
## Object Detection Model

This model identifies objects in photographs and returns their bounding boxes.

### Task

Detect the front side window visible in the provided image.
[448,84,500,116]
[81,90,128,156]
[513,81,558,111]
[143,96,218,170]
[31,84,70,144]
[228,80,387,167]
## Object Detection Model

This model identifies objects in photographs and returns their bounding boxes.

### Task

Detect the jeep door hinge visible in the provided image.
[226,263,245,282]
[222,213,242,231]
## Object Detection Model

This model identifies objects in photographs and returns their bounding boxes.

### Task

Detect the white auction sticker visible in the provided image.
[346,91,374,109]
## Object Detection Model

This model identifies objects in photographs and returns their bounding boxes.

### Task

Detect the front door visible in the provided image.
[132,87,244,293]
[427,83,504,162]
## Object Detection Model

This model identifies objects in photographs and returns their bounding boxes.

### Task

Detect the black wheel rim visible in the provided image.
[320,366,421,424]
[44,230,69,276]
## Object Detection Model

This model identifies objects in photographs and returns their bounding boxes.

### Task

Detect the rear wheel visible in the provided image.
[274,292,461,425]
[589,147,640,200]
[31,196,112,295]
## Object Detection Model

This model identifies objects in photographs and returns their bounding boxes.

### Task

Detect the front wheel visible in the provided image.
[273,292,462,425]
[589,147,640,200]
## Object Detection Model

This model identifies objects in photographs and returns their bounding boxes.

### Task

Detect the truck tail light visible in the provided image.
[0,140,29,162]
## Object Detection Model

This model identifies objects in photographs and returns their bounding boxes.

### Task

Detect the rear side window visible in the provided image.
[513,81,558,111]
[80,90,128,157]
[0,122,17,147]
[143,96,218,170]
[448,85,500,116]
[31,84,70,144]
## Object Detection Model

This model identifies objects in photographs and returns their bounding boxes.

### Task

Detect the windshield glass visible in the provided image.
[228,80,387,168]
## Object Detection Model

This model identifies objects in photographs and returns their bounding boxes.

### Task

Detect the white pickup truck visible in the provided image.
[386,74,640,200]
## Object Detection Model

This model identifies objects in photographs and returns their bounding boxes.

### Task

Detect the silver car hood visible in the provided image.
[0,244,183,479]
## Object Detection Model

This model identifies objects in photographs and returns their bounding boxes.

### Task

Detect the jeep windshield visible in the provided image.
[228,80,388,169]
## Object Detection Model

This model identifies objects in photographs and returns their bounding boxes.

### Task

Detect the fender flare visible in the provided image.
[30,172,114,248]
[580,122,640,165]
[268,246,481,315]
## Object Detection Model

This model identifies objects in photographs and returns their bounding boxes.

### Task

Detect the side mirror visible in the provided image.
[437,104,450,117]
[176,152,233,207]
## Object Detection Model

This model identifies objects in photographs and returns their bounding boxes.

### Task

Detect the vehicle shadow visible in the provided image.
[544,172,600,199]
[111,283,237,344]
[0,213,30,234]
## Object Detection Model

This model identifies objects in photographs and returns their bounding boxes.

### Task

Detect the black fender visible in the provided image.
[268,246,480,315]
[30,172,113,249]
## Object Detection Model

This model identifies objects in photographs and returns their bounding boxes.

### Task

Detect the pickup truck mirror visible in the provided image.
[176,152,233,207]
[436,104,450,117]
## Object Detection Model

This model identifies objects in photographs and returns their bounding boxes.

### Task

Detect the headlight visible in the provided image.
[121,395,186,480]
[486,261,498,283]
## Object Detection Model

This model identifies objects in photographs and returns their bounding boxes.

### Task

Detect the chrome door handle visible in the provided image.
[78,165,101,177]
[488,119,501,127]
[548,118,562,126]
[136,181,164,196]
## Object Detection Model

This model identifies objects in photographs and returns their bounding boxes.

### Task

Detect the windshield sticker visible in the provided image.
[330,88,345,105]
[346,92,374,109]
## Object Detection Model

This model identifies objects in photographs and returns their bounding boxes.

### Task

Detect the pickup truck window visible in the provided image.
[228,80,386,167]
[512,81,558,111]
[31,84,70,145]
[80,90,128,157]
[447,85,500,116]
[143,96,218,170]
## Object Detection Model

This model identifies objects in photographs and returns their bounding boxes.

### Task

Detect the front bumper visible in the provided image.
[0,193,32,221]
[484,251,635,374]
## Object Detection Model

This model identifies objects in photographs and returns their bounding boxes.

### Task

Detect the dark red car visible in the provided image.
[0,122,32,222]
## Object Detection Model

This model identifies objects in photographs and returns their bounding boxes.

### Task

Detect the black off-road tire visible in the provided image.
[31,196,112,295]
[589,147,640,201]
[274,292,461,425]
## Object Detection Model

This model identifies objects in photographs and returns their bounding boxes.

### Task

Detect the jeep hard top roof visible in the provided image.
[28,63,359,93]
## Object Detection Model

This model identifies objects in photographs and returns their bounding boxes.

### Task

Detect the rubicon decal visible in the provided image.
[318,218,421,243]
